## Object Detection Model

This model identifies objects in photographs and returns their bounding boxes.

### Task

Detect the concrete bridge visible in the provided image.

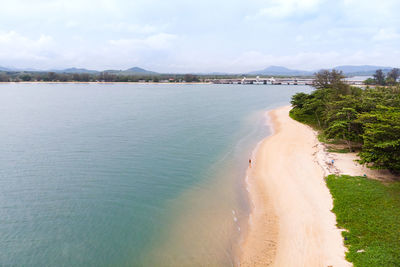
[209,77,366,86]
[210,77,314,85]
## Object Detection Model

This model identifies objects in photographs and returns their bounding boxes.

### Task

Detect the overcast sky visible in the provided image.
[0,0,399,72]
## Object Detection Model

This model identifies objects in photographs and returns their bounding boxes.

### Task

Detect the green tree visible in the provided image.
[183,74,199,82]
[361,86,400,110]
[80,73,90,82]
[291,71,400,172]
[20,74,32,81]
[385,77,396,86]
[290,92,310,109]
[325,96,362,151]
[387,68,400,83]
[373,69,385,86]
[304,90,329,128]
[72,73,81,81]
[58,74,69,82]
[290,90,328,128]
[357,106,400,172]
[0,73,10,82]
[48,72,57,81]
[364,78,375,85]
[313,69,352,96]
[313,69,342,89]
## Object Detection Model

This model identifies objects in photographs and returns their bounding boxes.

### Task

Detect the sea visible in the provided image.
[0,83,311,266]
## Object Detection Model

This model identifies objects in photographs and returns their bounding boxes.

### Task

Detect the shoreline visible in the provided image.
[240,106,349,266]
[0,81,212,85]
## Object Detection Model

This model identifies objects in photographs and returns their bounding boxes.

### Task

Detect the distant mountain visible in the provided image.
[0,66,41,72]
[192,72,232,75]
[332,65,393,76]
[56,68,99,74]
[1,65,397,76]
[123,67,157,75]
[248,66,313,76]
[102,67,157,75]
[0,66,157,75]
[248,65,397,76]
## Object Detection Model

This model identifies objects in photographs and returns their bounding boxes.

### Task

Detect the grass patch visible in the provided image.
[317,132,342,144]
[327,147,351,153]
[326,175,400,266]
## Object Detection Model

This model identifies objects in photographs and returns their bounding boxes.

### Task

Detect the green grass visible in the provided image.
[326,175,400,266]
[317,132,343,144]
[327,147,351,153]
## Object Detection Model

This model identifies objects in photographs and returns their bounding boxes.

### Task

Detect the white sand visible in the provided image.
[319,150,398,182]
[241,106,350,266]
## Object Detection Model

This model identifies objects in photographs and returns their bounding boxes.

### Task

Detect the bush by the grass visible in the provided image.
[289,108,320,129]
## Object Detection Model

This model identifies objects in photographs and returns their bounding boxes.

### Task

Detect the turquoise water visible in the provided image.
[0,83,311,266]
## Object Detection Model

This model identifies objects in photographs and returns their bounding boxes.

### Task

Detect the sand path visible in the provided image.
[241,106,350,266]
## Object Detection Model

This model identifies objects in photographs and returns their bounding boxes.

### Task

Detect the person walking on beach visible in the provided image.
[249,159,252,168]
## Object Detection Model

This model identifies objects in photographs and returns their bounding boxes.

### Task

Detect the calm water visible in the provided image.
[0,83,311,266]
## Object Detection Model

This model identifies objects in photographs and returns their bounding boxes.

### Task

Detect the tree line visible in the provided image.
[0,71,202,83]
[291,70,400,172]
[365,68,400,86]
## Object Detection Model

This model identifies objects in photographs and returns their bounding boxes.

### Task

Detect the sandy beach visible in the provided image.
[241,106,350,266]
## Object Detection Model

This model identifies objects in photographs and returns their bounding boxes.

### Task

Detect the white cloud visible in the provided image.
[340,0,399,27]
[226,50,340,71]
[0,0,121,15]
[248,0,322,19]
[0,31,55,63]
[373,28,400,41]
[0,1,399,71]
[109,33,177,50]
[198,49,399,73]
[104,23,159,34]
[0,31,53,47]
[0,30,178,70]
[65,21,80,29]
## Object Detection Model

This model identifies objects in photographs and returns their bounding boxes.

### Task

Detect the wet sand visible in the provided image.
[241,106,349,266]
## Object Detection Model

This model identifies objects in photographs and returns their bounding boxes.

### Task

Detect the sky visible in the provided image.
[0,0,399,73]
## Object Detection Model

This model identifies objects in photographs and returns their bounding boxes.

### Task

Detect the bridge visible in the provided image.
[209,76,366,86]
[209,77,314,85]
